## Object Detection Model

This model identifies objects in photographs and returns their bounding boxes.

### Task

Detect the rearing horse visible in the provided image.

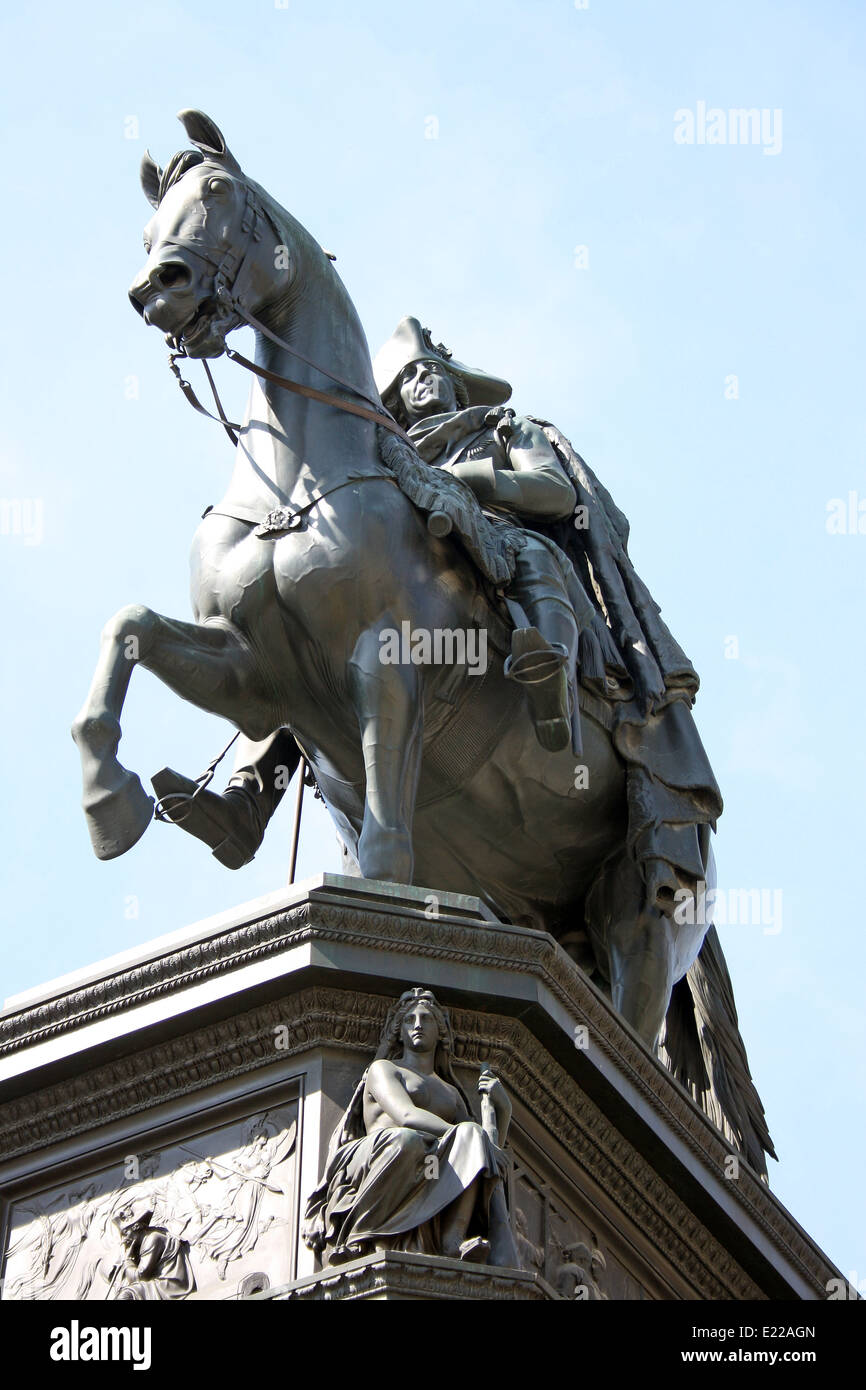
[72,111,773,1173]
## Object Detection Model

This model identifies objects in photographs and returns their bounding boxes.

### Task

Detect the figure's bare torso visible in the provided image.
[363,1060,468,1135]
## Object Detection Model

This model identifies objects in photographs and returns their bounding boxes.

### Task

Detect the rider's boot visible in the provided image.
[152,730,299,868]
[505,601,578,753]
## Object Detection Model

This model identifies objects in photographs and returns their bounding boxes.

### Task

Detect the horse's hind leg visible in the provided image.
[608,905,677,1049]
[72,604,270,860]
[586,854,685,1049]
[348,625,423,884]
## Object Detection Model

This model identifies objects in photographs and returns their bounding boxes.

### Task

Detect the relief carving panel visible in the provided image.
[1,1104,297,1301]
[511,1153,652,1300]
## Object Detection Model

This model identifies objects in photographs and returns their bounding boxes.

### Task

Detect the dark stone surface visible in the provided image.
[0,879,841,1300]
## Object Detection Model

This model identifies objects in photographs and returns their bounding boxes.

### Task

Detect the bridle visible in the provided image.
[152,177,412,448]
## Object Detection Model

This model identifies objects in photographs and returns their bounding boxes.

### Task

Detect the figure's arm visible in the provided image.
[450,415,576,521]
[366,1060,453,1136]
[477,1070,512,1145]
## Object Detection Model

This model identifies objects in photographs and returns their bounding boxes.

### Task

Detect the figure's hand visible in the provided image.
[477,1068,512,1143]
[477,1069,506,1104]
[485,407,516,446]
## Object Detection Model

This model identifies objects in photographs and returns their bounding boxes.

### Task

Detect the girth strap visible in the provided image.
[205,473,397,538]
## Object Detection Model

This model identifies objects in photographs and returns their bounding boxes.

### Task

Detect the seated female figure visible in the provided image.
[302,988,518,1267]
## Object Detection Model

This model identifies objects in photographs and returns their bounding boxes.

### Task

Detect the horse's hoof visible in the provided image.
[356,826,414,885]
[458,1237,491,1265]
[83,772,154,860]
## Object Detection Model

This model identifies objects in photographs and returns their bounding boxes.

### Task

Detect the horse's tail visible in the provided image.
[661,925,777,1180]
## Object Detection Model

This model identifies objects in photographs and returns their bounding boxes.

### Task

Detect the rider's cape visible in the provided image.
[533,429,773,1172]
[379,415,723,917]
[533,420,723,918]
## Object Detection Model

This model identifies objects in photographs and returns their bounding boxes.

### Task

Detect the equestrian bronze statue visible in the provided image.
[72,110,774,1177]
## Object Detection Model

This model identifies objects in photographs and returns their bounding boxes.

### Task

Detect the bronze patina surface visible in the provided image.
[70,111,772,1177]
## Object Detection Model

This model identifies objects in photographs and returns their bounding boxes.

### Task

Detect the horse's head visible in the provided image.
[128,110,289,358]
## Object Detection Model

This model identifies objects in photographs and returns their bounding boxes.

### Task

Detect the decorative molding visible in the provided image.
[261,1251,556,1301]
[0,989,380,1162]
[0,900,320,1056]
[451,1010,760,1300]
[0,982,833,1300]
[0,893,835,1297]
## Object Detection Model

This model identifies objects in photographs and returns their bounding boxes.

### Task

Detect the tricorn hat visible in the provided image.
[113,1207,154,1236]
[373,317,511,409]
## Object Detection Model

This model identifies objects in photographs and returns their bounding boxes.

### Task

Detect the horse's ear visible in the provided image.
[177,109,241,172]
[140,150,162,209]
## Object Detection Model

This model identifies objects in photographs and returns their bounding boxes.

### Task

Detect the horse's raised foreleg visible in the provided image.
[348,624,423,884]
[72,604,271,860]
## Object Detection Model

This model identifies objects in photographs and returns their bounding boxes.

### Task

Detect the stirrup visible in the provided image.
[504,637,568,686]
[152,730,240,823]
[506,629,572,752]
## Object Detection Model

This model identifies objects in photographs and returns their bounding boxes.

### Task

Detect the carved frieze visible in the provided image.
[1,1105,297,1301]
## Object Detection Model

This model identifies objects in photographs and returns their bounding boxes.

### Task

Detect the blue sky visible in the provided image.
[1,0,864,1281]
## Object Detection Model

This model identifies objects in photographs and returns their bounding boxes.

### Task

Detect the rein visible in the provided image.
[168,343,411,450]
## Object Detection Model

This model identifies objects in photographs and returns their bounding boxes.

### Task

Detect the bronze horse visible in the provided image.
[72,111,773,1173]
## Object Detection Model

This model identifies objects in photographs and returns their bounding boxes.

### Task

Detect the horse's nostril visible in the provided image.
[155,262,192,291]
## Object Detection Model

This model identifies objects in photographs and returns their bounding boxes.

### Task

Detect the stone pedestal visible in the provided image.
[0,876,840,1301]
[263,1250,556,1301]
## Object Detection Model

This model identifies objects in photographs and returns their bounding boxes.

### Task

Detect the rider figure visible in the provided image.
[153,319,592,868]
[375,318,592,753]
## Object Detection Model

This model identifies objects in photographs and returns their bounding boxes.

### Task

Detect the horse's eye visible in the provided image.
[143,238,152,255]
[207,177,231,196]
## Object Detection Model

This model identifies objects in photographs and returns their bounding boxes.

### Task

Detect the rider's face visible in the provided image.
[398,360,458,423]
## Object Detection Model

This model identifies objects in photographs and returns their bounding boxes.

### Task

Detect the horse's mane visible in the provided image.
[156,149,206,204]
